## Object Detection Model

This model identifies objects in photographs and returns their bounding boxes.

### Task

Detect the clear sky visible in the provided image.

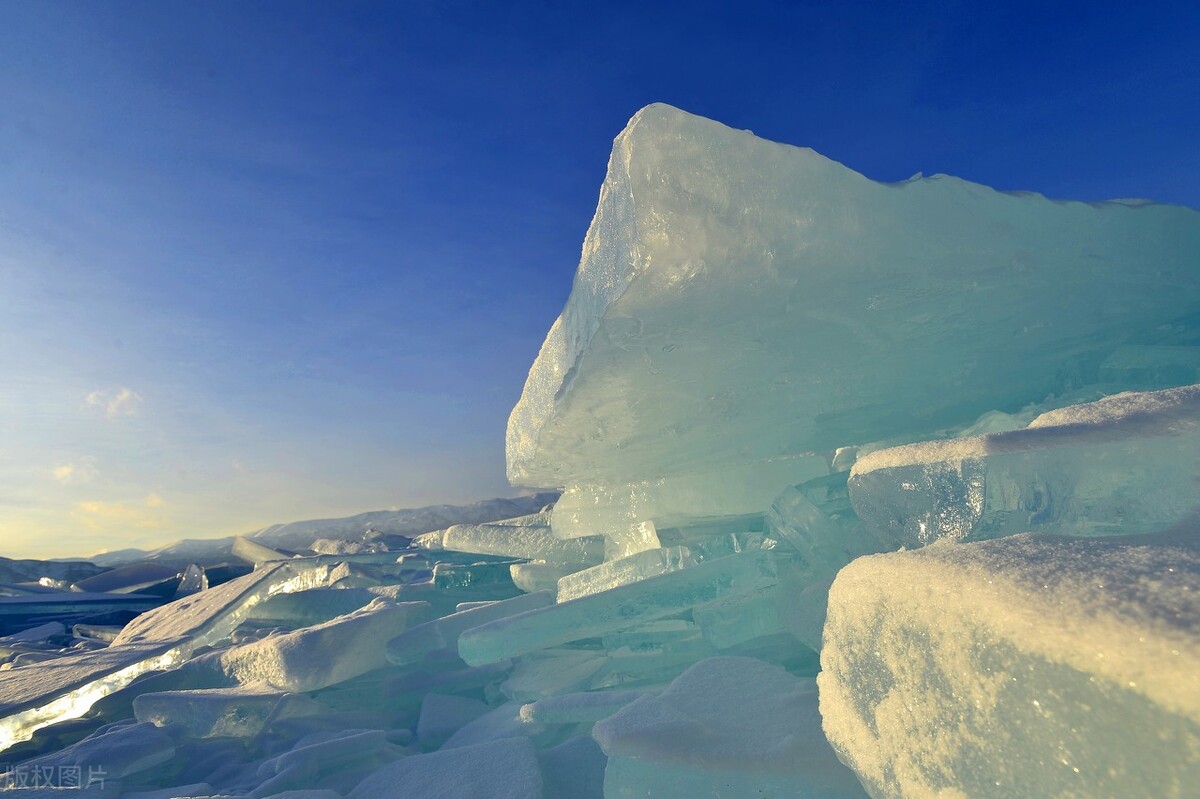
[1,1,1197,558]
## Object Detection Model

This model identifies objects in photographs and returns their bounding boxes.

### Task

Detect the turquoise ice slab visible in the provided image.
[457,550,781,666]
[849,384,1200,545]
[819,530,1200,798]
[507,103,1200,487]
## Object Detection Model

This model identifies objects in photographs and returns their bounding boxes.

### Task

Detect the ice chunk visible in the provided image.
[133,686,326,738]
[71,562,181,594]
[442,522,603,566]
[232,535,292,565]
[500,649,607,701]
[175,564,208,597]
[849,384,1200,545]
[819,530,1200,798]
[0,622,65,647]
[520,690,648,725]
[508,103,1200,488]
[416,693,490,748]
[215,598,429,692]
[768,474,888,579]
[458,550,782,666]
[386,590,553,666]
[112,561,332,648]
[555,546,697,602]
[594,656,867,798]
[509,562,573,596]
[348,736,543,799]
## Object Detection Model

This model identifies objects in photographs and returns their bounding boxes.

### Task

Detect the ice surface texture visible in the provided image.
[508,103,1200,488]
[819,530,1200,798]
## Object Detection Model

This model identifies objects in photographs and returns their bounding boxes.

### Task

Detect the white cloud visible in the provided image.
[85,387,143,419]
[75,492,169,531]
[52,456,99,484]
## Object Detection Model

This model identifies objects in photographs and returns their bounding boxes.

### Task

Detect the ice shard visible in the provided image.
[508,103,1200,493]
[819,530,1200,798]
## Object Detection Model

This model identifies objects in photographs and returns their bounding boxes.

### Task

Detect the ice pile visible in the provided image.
[0,104,1197,797]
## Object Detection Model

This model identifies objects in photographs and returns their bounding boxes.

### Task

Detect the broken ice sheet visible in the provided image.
[0,639,186,752]
[849,384,1200,546]
[819,529,1200,798]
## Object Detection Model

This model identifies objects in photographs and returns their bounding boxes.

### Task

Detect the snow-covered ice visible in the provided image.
[820,529,1200,798]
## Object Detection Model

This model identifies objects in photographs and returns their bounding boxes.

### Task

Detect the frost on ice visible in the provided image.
[0,104,1198,797]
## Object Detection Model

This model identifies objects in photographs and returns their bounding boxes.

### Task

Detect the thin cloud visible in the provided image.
[52,456,99,484]
[85,387,144,419]
[75,493,169,531]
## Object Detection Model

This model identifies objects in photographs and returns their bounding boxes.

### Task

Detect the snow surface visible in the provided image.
[820,529,1200,798]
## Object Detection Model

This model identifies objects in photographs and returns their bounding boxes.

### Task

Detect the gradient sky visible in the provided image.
[1,1,1197,558]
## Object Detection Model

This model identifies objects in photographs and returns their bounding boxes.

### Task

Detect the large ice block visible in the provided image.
[215,598,429,692]
[849,384,1200,545]
[555,546,697,602]
[819,530,1200,798]
[507,103,1200,488]
[133,686,326,738]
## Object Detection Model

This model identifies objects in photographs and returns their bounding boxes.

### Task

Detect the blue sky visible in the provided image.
[1,1,1196,558]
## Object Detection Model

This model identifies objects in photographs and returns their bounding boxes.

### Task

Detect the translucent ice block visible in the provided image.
[849,385,1200,545]
[510,562,577,596]
[507,103,1200,488]
[556,546,697,602]
[819,530,1200,798]
[133,686,325,738]
[550,458,826,541]
[442,522,603,566]
[457,550,782,665]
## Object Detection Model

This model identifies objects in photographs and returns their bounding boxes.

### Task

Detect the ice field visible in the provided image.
[1,105,1197,798]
